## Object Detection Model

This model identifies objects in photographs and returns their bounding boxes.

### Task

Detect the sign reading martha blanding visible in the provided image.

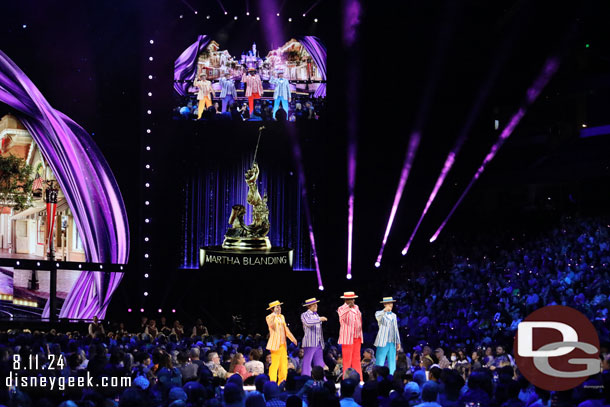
[199,248,293,270]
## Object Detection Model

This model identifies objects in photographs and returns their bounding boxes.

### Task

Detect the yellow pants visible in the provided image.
[269,344,287,383]
[197,97,212,119]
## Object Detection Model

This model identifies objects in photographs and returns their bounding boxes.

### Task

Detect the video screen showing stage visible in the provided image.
[173,35,326,122]
[0,112,87,319]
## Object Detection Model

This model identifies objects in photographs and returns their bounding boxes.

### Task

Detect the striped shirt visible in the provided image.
[373,310,401,347]
[266,313,297,351]
[301,309,324,348]
[337,304,362,345]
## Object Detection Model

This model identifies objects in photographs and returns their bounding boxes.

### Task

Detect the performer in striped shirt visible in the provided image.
[374,296,401,374]
[301,297,327,376]
[266,300,297,383]
[337,292,363,379]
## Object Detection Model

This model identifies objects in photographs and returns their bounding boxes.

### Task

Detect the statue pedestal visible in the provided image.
[222,236,271,250]
[199,246,293,272]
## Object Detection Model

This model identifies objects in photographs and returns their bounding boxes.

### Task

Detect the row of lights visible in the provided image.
[127,308,176,313]
[12,260,123,271]
[180,13,319,22]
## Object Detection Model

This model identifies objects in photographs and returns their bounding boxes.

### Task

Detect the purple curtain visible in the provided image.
[0,50,129,319]
[174,35,210,96]
[298,36,327,98]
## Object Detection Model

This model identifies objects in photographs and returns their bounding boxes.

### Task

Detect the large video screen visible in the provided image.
[174,35,326,122]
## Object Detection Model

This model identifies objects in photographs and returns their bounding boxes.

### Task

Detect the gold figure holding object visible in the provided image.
[222,127,271,250]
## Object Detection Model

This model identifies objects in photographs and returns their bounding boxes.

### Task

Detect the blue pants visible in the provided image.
[222,95,235,112]
[376,343,397,374]
[273,97,289,119]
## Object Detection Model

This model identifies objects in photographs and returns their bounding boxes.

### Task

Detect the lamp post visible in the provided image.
[45,181,58,322]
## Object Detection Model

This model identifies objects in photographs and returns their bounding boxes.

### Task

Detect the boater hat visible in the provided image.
[248,67,256,72]
[267,300,283,310]
[380,296,396,303]
[340,291,358,299]
[302,298,320,307]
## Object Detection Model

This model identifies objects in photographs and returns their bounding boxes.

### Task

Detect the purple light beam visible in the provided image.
[429,56,560,243]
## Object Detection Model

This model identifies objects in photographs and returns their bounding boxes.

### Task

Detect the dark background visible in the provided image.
[1,0,609,334]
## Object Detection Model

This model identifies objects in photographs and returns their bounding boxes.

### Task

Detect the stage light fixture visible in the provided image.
[314,18,318,22]
[56,263,59,267]
[318,285,324,291]
[145,218,150,223]
[277,13,280,16]
[145,201,150,206]
[582,124,587,127]
[246,12,250,15]
[149,57,153,61]
[16,261,20,266]
[148,75,153,80]
[172,309,176,313]
[149,40,154,44]
[346,274,352,280]
[37,262,40,266]
[224,11,228,15]
[146,129,151,133]
[144,292,148,296]
[375,261,381,268]
[148,92,152,96]
[146,146,151,150]
[144,273,149,278]
[288,18,292,22]
[144,237,149,241]
[145,164,150,168]
[140,308,144,312]
[120,266,123,270]
[158,308,162,313]
[147,110,151,114]
[303,13,306,17]
[206,15,210,19]
[99,265,103,269]
[256,17,260,20]
[234,16,238,20]
[78,264,82,268]
[128,308,132,312]
[22,24,27,29]
[144,254,149,258]
[585,43,590,48]
[194,10,198,14]
[180,15,183,19]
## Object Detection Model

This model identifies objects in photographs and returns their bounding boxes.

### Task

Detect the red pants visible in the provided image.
[248,92,261,113]
[342,337,362,379]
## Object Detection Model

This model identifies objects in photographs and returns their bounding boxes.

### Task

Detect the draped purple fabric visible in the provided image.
[0,50,129,319]
[298,36,327,98]
[174,35,210,96]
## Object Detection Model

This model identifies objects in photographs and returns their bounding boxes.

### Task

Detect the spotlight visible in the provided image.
[37,262,40,266]
[206,15,210,19]
[179,15,183,19]
[401,249,407,256]
[314,18,318,22]
[246,12,250,15]
[145,201,150,205]
[429,236,437,243]
[288,18,292,22]
[149,56,153,61]
[346,274,352,280]
[144,254,149,258]
[277,13,280,16]
[224,11,228,15]
[145,218,150,223]
[145,164,150,168]
[128,308,132,312]
[234,16,238,20]
[158,308,162,313]
[172,309,176,313]
[99,265,103,269]
[144,273,149,278]
[146,146,151,150]
[146,129,151,133]
[148,92,152,96]
[303,13,306,17]
[16,261,20,266]
[147,110,151,114]
[56,263,59,267]
[140,308,144,312]
[318,285,324,291]
[144,292,148,296]
[148,75,153,79]
[375,261,381,268]
[582,124,587,128]
[149,40,154,44]
[144,237,149,242]
[145,182,150,187]
[256,16,260,20]
[78,264,82,269]
[194,10,198,14]
[120,266,123,270]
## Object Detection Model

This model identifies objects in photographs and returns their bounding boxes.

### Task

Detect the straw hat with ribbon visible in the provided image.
[266,300,283,310]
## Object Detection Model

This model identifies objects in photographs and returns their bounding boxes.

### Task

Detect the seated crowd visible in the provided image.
[1,216,609,406]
